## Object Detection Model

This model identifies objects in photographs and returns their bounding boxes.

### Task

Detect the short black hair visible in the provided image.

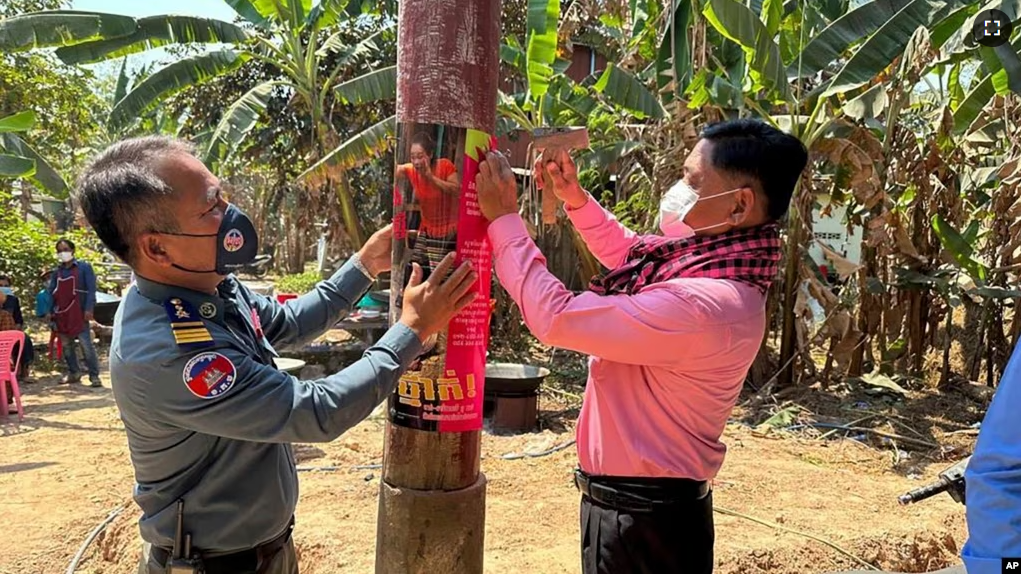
[77,136,194,265]
[56,238,75,251]
[699,119,808,221]
[0,275,9,285]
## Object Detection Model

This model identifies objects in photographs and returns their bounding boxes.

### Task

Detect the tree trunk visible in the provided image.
[336,168,365,249]
[376,1,500,572]
[777,190,803,387]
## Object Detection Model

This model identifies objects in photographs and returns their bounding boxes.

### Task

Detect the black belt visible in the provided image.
[151,517,294,573]
[574,469,710,512]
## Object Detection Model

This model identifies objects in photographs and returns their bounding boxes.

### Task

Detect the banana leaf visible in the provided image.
[787,0,914,78]
[299,116,396,180]
[0,154,35,178]
[526,0,560,100]
[992,42,1021,95]
[204,80,285,166]
[225,0,279,29]
[0,111,36,133]
[932,213,988,283]
[334,65,397,105]
[656,0,693,102]
[819,0,953,98]
[702,0,790,100]
[594,64,667,119]
[109,50,247,131]
[306,0,347,29]
[0,133,68,196]
[0,10,137,52]
[55,16,249,65]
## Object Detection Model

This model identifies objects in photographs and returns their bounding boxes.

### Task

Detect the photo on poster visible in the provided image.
[388,121,496,433]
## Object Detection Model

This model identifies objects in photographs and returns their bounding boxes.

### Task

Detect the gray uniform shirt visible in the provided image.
[110,257,421,553]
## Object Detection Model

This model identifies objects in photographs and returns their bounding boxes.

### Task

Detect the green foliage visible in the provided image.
[525,0,560,100]
[702,0,790,101]
[931,213,989,284]
[602,186,657,234]
[275,270,322,294]
[0,195,59,295]
[0,192,114,296]
[0,51,103,190]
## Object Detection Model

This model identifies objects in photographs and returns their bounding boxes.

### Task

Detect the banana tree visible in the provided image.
[678,0,1021,386]
[495,0,672,283]
[0,0,398,247]
[0,110,67,197]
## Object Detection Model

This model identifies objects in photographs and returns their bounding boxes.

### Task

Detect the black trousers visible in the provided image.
[580,487,714,574]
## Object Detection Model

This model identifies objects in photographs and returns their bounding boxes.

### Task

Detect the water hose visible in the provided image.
[66,503,127,574]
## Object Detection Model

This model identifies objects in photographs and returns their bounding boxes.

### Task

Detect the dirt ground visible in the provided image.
[2,348,982,574]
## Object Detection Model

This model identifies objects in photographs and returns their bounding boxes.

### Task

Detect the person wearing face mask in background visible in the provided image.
[76,136,477,574]
[475,119,808,574]
[48,238,101,387]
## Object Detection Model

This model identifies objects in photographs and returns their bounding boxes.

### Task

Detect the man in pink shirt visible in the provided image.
[475,119,808,574]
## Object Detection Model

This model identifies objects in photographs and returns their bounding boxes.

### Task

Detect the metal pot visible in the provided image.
[484,363,550,396]
[93,292,121,326]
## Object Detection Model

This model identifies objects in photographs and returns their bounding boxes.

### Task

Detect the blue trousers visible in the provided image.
[59,327,100,379]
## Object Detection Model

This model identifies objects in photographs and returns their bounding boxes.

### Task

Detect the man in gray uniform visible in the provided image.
[76,136,478,574]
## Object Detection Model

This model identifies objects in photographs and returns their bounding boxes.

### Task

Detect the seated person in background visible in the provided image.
[475,119,808,574]
[961,341,1021,573]
[0,274,34,383]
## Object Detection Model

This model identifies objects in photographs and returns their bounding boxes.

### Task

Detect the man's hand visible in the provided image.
[84,310,94,323]
[357,224,394,277]
[535,148,588,210]
[476,151,520,222]
[399,253,478,342]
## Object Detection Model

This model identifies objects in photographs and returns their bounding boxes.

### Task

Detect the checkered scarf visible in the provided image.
[588,224,782,296]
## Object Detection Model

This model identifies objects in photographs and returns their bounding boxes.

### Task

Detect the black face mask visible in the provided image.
[159,204,259,275]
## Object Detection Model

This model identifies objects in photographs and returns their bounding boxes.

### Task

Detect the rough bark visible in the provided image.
[376,1,501,572]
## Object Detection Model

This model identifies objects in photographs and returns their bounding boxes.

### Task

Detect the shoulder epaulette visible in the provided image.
[163,297,215,350]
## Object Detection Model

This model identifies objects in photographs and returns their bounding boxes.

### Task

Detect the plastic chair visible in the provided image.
[0,330,25,422]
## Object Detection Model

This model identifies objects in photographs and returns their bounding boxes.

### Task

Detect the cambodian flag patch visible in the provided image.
[182,352,237,399]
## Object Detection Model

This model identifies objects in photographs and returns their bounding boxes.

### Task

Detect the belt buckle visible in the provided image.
[603,485,653,512]
[574,470,590,496]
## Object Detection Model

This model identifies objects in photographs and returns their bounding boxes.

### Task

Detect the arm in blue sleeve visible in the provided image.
[137,323,422,443]
[82,262,96,312]
[248,256,373,350]
[962,352,1021,574]
[48,270,56,296]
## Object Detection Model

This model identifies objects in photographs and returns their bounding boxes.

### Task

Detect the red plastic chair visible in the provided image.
[0,330,26,422]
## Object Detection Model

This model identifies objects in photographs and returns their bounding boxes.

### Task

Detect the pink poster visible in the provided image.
[388,124,495,432]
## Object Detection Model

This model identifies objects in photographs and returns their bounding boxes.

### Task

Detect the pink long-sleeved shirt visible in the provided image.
[488,199,768,480]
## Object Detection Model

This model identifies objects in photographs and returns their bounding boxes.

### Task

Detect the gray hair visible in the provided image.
[77,136,196,265]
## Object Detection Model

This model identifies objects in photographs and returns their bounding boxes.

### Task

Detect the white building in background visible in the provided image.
[808,199,864,282]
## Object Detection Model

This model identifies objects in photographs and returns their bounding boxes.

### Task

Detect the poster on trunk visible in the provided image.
[388,121,496,432]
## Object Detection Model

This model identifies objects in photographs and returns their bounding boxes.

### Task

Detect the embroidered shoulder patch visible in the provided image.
[163,297,214,350]
[182,352,237,399]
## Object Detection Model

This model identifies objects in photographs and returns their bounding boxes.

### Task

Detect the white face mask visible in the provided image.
[57,251,73,263]
[658,180,742,238]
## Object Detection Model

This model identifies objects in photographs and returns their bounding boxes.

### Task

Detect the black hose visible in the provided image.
[66,503,126,574]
